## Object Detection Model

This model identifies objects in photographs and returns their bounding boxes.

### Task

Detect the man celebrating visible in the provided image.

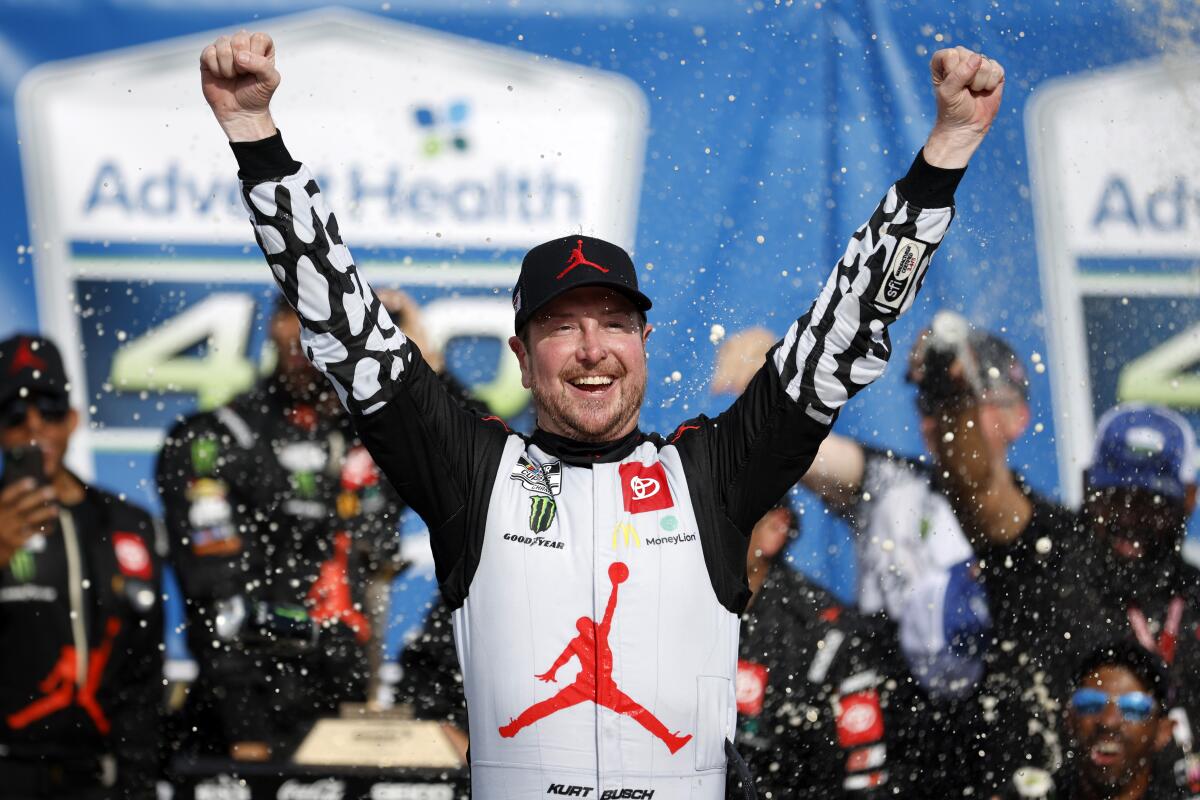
[200,30,1004,798]
[1001,641,1180,800]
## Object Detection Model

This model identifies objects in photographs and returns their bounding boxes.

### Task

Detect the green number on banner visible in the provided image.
[1117,322,1200,409]
[109,293,258,410]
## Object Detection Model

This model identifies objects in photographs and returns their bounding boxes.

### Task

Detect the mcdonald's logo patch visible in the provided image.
[612,521,641,549]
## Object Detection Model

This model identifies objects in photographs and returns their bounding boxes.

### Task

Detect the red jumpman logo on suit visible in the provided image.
[557,239,610,280]
[498,562,693,754]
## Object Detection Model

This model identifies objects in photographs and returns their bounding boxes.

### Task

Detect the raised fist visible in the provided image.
[200,30,280,141]
[929,46,1005,137]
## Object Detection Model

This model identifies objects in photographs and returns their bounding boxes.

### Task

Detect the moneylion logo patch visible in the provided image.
[529,495,557,533]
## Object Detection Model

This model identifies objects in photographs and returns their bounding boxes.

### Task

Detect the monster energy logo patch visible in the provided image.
[528,496,557,533]
[191,437,220,477]
[510,456,561,497]
[9,550,34,583]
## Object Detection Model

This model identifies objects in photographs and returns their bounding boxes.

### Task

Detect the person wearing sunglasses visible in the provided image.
[924,340,1200,797]
[0,334,163,799]
[1000,640,1179,800]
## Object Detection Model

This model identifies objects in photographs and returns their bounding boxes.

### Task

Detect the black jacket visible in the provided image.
[730,561,897,799]
[0,482,163,798]
[155,376,402,752]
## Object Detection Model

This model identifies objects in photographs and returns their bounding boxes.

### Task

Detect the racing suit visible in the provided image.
[155,376,402,754]
[729,561,899,800]
[0,484,163,799]
[230,131,964,798]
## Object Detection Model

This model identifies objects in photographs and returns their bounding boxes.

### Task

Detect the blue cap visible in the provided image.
[1088,404,1196,500]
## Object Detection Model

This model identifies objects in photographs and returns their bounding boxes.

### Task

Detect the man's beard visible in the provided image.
[530,370,646,443]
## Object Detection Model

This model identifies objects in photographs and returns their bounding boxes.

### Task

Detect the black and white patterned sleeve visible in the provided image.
[772,150,961,424]
[232,133,408,417]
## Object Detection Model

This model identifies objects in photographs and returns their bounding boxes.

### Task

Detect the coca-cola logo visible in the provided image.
[277,778,346,800]
[195,776,251,800]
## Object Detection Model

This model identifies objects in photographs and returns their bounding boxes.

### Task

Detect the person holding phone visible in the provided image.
[0,334,163,800]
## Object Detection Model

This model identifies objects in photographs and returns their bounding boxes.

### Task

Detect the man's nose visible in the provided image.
[20,407,44,437]
[1097,699,1123,729]
[576,323,607,364]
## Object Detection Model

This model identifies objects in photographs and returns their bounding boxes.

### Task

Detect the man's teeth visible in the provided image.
[572,376,614,386]
[1094,742,1121,755]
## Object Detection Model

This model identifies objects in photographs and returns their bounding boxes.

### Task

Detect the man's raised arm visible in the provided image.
[673,48,1006,553]
[200,32,509,594]
[201,31,408,416]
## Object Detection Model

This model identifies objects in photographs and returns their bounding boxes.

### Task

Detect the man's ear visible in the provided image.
[642,322,654,354]
[509,335,533,390]
[65,408,79,439]
[1184,483,1197,516]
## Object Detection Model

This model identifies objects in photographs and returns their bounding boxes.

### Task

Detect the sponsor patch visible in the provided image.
[842,772,887,791]
[340,445,380,491]
[112,532,152,580]
[277,778,346,800]
[873,236,927,312]
[528,496,557,534]
[504,532,564,550]
[9,549,35,583]
[736,660,768,716]
[835,689,884,748]
[370,785,454,800]
[846,743,887,773]
[612,521,641,549]
[190,436,220,477]
[619,462,673,514]
[511,456,562,496]
[195,775,251,800]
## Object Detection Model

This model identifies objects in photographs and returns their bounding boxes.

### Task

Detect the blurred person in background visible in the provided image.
[0,334,163,799]
[716,326,1058,797]
[156,296,403,762]
[1000,640,1180,800]
[768,311,1037,656]
[729,502,900,800]
[926,321,1200,798]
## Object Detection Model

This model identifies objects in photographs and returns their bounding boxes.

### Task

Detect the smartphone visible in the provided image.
[1,447,46,489]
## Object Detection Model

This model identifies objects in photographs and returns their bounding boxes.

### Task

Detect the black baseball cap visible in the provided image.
[1075,639,1173,706]
[512,235,652,333]
[0,335,70,408]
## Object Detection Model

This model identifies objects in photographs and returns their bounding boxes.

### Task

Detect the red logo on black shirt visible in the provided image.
[112,532,152,580]
[736,660,768,716]
[836,690,884,747]
[619,462,673,514]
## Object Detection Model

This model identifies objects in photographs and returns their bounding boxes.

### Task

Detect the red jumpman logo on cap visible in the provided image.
[498,562,693,754]
[9,339,46,375]
[556,239,610,280]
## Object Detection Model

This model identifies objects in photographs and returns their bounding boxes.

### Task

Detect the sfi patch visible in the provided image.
[735,660,768,716]
[874,236,927,312]
[112,532,152,580]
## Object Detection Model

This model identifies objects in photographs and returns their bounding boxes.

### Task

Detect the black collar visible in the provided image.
[530,427,646,466]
